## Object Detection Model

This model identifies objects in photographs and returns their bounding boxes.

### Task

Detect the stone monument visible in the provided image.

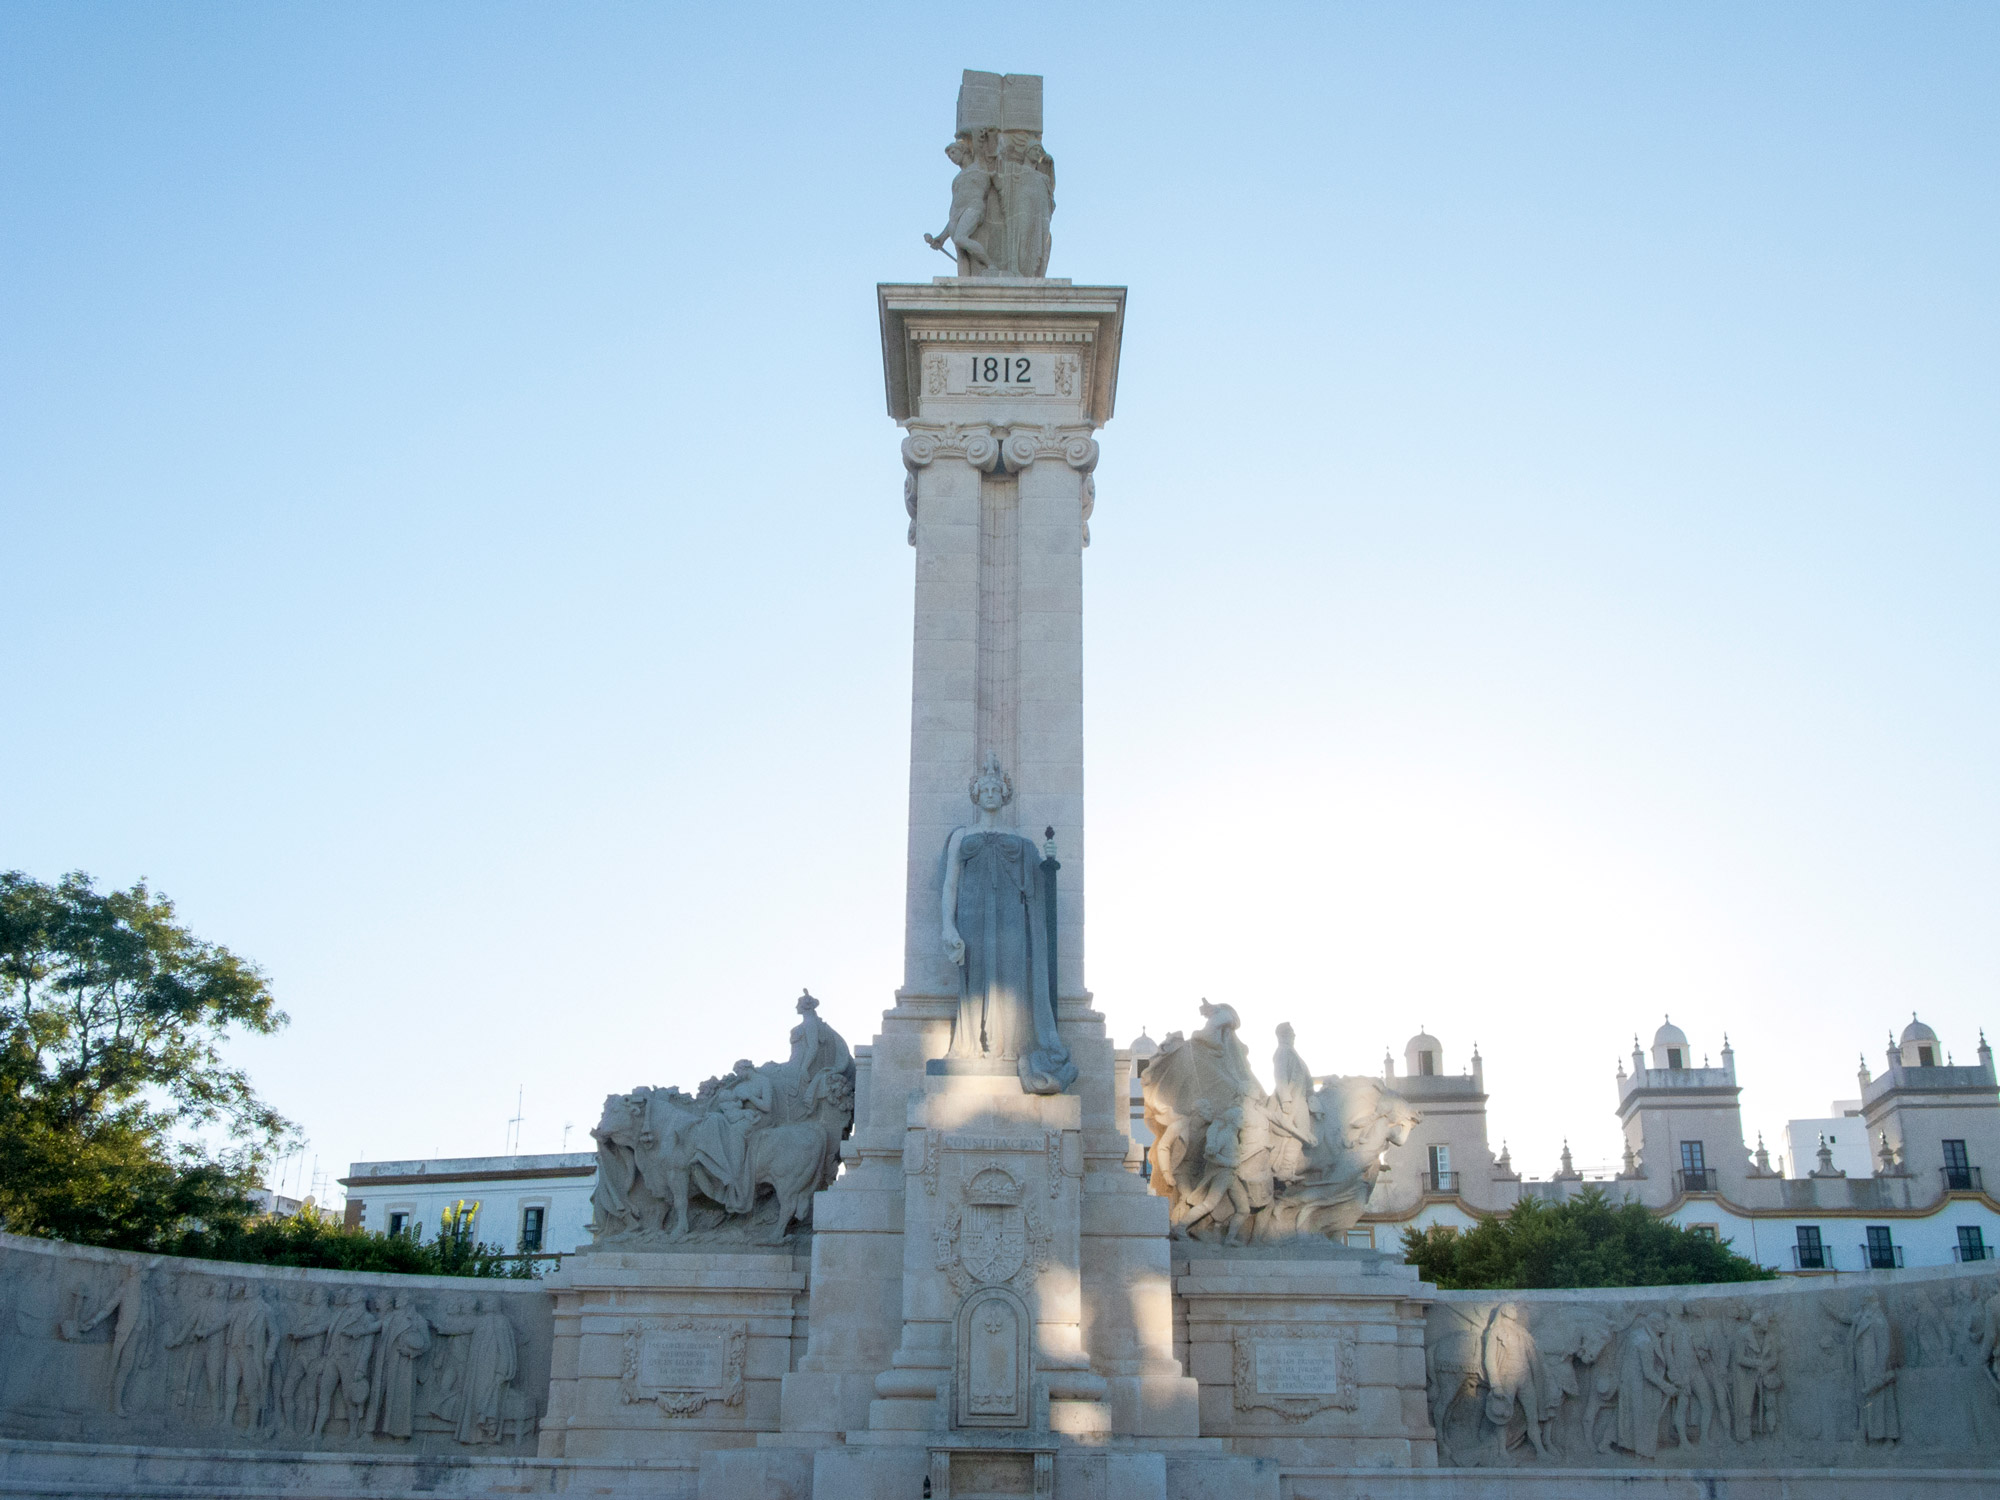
[5,64,1999,1500]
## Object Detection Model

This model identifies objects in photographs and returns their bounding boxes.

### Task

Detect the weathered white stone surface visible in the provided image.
[0,1231,550,1455]
[537,1249,807,1462]
[1427,1262,2000,1470]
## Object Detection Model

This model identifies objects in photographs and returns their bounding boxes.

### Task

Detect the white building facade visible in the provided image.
[1122,1013,2000,1271]
[341,1152,596,1259]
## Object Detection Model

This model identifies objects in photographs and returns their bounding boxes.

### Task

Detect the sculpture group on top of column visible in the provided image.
[1141,1001,1419,1244]
[923,70,1054,279]
[588,992,856,1246]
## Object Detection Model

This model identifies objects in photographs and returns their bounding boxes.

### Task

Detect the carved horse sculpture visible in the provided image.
[1262,1076,1420,1241]
[590,1071,852,1243]
[1429,1302,1622,1464]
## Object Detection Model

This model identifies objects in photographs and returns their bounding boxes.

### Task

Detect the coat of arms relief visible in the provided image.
[935,1164,1053,1295]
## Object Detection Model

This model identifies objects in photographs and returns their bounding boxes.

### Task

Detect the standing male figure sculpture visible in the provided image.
[922,70,1053,278]
[940,753,1075,1094]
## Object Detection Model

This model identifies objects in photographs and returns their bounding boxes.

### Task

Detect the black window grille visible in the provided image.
[1864,1226,1902,1269]
[1794,1225,1825,1270]
[1944,1140,1975,1192]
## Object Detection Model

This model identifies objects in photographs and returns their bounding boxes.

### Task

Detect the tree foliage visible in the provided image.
[0,870,294,1249]
[175,1199,543,1279]
[1401,1188,1777,1290]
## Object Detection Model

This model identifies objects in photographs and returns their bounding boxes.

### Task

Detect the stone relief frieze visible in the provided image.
[1231,1325,1359,1423]
[589,991,855,1247]
[619,1317,747,1419]
[1428,1276,2000,1468]
[1142,1003,1419,1244]
[0,1239,545,1453]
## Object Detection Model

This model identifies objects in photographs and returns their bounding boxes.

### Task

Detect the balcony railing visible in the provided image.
[1422,1171,1457,1195]
[1791,1244,1832,1271]
[1941,1165,1984,1193]
[1955,1244,1994,1262]
[1675,1168,1717,1195]
[1861,1241,1905,1270]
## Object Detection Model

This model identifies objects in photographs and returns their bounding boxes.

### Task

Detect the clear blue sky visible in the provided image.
[4,4,1994,1202]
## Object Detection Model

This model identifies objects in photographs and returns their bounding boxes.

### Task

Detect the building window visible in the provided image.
[1418,1050,1436,1076]
[1958,1226,1989,1262]
[1689,1224,1718,1241]
[520,1205,546,1253]
[1863,1225,1901,1269]
[1918,1044,1936,1067]
[1795,1225,1825,1270]
[1944,1139,1975,1192]
[1666,1047,1684,1069]
[387,1210,410,1239]
[1427,1145,1453,1193]
[1678,1140,1712,1193]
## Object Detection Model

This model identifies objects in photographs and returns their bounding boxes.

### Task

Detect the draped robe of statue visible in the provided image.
[432,1303,517,1444]
[996,137,1053,277]
[945,829,1075,1094]
[1613,1321,1669,1458]
[1848,1299,1900,1443]
[366,1301,431,1439]
[1270,1031,1315,1181]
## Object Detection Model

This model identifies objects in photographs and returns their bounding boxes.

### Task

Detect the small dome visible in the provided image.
[1127,1030,1158,1060]
[1901,1014,1937,1046]
[1405,1031,1444,1077]
[1650,1016,1693,1070]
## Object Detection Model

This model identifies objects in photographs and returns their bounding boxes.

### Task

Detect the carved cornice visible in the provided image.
[906,327,1095,345]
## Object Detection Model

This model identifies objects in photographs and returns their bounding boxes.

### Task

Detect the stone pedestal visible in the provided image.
[1175,1251,1438,1468]
[537,1250,806,1462]
[868,1076,1104,1436]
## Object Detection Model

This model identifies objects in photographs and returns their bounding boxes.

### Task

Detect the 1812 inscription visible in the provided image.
[971,354,1032,384]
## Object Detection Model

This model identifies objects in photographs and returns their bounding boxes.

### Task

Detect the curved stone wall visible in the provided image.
[0,1231,551,1455]
[1428,1261,2000,1468]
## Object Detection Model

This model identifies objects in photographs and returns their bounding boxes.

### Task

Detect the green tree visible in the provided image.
[177,1199,543,1278]
[1402,1188,1777,1290]
[0,870,294,1249]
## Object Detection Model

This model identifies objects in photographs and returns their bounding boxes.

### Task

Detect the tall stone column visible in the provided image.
[781,279,1200,1476]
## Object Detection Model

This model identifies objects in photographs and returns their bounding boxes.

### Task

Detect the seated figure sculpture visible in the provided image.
[588,991,855,1245]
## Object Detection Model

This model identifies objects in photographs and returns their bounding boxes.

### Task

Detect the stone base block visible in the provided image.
[699,1445,814,1499]
[778,1369,877,1435]
[810,1442,930,1497]
[1106,1373,1203,1437]
[1166,1454,1282,1500]
[1050,1397,1113,1439]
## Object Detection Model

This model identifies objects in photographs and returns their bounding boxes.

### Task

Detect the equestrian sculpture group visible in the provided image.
[588,992,855,1245]
[1142,1001,1420,1244]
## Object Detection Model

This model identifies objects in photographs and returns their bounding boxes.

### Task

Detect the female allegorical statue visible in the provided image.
[941,753,1076,1095]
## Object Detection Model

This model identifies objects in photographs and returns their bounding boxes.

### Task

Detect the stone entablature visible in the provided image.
[1617,1066,1739,1103]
